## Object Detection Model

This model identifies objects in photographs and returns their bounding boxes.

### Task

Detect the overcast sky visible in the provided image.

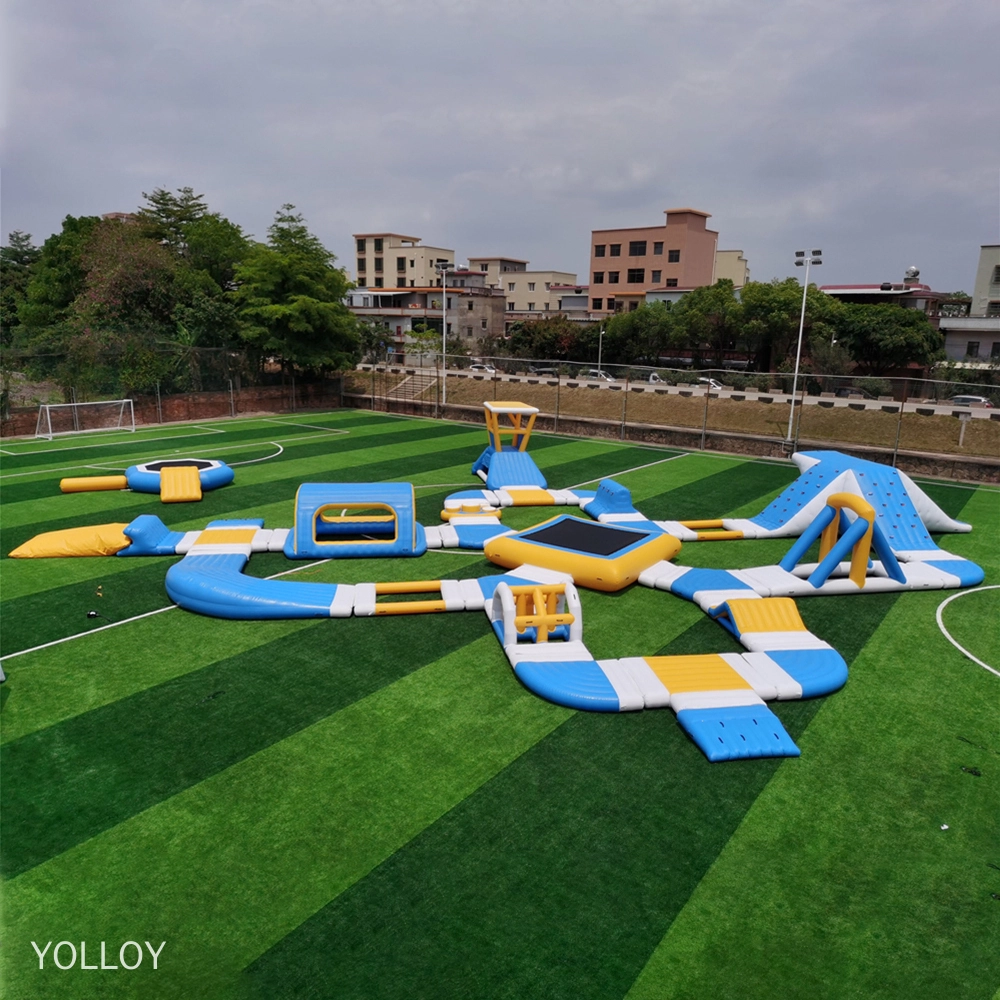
[2,0,998,292]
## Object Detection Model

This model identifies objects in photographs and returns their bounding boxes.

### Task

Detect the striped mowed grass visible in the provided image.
[1,410,998,1000]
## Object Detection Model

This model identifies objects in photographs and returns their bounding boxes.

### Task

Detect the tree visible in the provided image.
[832,304,943,375]
[670,279,743,364]
[1,231,41,344]
[600,301,675,365]
[234,206,359,372]
[137,186,209,251]
[507,315,587,361]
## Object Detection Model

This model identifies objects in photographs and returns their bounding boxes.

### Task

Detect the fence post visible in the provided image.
[228,379,235,418]
[792,386,806,452]
[700,384,710,450]
[554,373,560,433]
[156,382,163,424]
[621,372,628,440]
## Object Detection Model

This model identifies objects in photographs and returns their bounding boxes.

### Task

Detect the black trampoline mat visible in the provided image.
[143,460,216,471]
[520,518,646,556]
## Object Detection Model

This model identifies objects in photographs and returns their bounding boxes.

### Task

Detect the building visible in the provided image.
[971,245,1000,318]
[588,208,719,314]
[939,246,1000,362]
[346,273,506,364]
[468,256,578,319]
[713,249,750,289]
[353,233,454,289]
[820,268,948,330]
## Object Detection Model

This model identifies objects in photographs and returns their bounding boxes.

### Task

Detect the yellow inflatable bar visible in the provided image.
[60,475,128,493]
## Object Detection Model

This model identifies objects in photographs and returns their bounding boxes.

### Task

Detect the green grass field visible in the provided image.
[1,410,998,1000]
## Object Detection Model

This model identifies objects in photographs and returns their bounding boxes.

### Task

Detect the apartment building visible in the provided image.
[939,246,1000,362]
[468,255,577,316]
[353,233,454,289]
[346,271,506,364]
[714,249,750,289]
[589,208,719,314]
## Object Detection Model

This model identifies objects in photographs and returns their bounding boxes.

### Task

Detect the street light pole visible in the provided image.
[597,323,604,373]
[437,262,456,407]
[786,249,822,443]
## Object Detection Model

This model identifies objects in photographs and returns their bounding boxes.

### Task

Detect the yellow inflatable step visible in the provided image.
[724,597,807,635]
[643,653,753,694]
[160,465,203,503]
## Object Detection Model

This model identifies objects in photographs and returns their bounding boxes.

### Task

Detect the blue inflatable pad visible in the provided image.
[513,659,620,711]
[485,450,547,490]
[670,568,753,602]
[119,514,185,556]
[126,461,234,494]
[165,553,340,619]
[926,560,985,587]
[452,522,512,549]
[583,479,637,518]
[766,648,849,698]
[676,704,801,761]
[471,445,496,478]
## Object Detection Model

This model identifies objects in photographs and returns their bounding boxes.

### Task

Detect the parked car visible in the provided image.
[648,372,665,384]
[698,377,723,390]
[529,367,559,377]
[469,364,496,373]
[949,395,994,408]
[582,369,616,382]
[834,387,875,399]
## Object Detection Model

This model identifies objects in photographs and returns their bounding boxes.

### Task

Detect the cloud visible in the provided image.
[3,0,998,291]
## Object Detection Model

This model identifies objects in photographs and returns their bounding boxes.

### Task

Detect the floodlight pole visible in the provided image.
[786,249,822,443]
[598,324,604,372]
[437,262,456,407]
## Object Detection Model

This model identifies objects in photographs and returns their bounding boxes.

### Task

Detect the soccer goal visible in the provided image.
[35,399,136,440]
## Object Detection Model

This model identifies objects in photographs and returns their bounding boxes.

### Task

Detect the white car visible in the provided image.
[698,377,723,390]
[648,373,665,384]
[949,395,993,408]
[469,364,496,373]
[582,369,616,382]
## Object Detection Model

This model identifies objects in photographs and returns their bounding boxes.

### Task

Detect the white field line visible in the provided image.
[261,418,350,434]
[0,559,332,664]
[228,443,284,466]
[567,452,688,490]
[935,585,1000,678]
[0,425,227,461]
[0,429,351,481]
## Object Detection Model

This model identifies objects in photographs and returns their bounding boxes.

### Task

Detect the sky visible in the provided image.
[2,0,998,293]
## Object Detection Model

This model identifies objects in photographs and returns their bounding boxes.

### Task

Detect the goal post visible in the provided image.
[35,399,136,440]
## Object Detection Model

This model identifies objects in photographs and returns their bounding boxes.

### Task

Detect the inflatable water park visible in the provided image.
[10,401,984,762]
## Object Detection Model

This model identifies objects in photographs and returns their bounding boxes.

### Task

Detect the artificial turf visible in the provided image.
[1,410,997,1000]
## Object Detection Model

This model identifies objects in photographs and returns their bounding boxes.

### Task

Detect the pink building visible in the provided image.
[589,208,719,314]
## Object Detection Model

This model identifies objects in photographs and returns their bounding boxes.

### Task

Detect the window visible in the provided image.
[607,298,617,311]
[594,244,606,257]
[466,326,473,338]
[629,240,647,256]
[987,301,1000,317]
[396,275,406,287]
[651,270,662,283]
[373,238,383,252]
[629,301,639,312]
[447,297,453,309]
[966,341,981,357]
[410,259,415,268]
[608,271,620,283]
[668,249,680,263]
[480,264,488,271]
[397,256,406,272]
[593,272,605,284]
[609,244,621,256]
[545,282,550,289]
[592,298,603,310]
[666,278,678,287]
[374,277,383,288]
[527,303,535,311]
[468,300,474,311]
[626,268,645,283]
[544,302,550,310]
[357,258,366,273]
[508,282,515,292]
[410,280,415,287]
[482,318,488,330]
[528,282,535,291]
[356,238,366,253]
[357,279,367,288]
[374,257,383,272]
[507,302,515,311]
[653,241,663,255]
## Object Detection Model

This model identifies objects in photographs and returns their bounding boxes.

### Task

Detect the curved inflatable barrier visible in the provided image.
[9,523,132,558]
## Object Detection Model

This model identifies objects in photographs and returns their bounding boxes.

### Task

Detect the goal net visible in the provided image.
[35,399,136,440]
